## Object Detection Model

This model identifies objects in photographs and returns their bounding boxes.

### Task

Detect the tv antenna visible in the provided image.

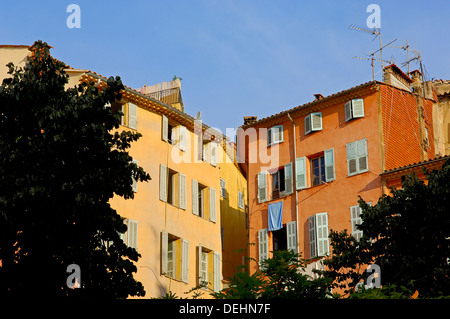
[353,56,392,81]
[388,39,422,75]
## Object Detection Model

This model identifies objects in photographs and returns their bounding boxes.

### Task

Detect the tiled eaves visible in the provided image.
[380,154,450,180]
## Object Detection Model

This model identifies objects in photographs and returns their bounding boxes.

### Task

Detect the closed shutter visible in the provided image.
[352,99,365,118]
[346,141,358,176]
[161,231,168,274]
[357,138,368,172]
[257,171,268,203]
[210,142,217,166]
[213,251,221,292]
[258,228,269,267]
[160,164,167,201]
[128,102,137,130]
[345,100,352,122]
[304,114,311,135]
[284,162,293,195]
[162,115,168,142]
[209,187,216,222]
[192,180,199,215]
[308,215,317,258]
[286,221,297,254]
[311,112,322,131]
[324,148,335,182]
[181,239,189,283]
[316,212,329,257]
[179,173,186,210]
[179,126,187,151]
[295,157,307,189]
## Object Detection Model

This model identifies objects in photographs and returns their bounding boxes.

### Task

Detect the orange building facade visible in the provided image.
[240,65,440,278]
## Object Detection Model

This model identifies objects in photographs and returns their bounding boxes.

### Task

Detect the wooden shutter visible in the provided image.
[324,148,335,182]
[181,239,189,283]
[197,245,203,285]
[160,164,167,202]
[162,115,168,142]
[128,102,137,130]
[210,142,217,166]
[351,205,363,241]
[267,128,272,146]
[304,114,311,135]
[286,221,297,254]
[127,219,138,250]
[311,112,322,131]
[316,212,329,257]
[273,125,283,143]
[213,251,221,292]
[192,180,199,215]
[257,171,268,203]
[346,141,358,176]
[131,159,138,192]
[352,99,365,118]
[161,231,168,274]
[308,215,317,258]
[258,228,269,267]
[357,138,368,172]
[209,187,216,222]
[284,162,293,195]
[179,173,186,210]
[345,100,352,122]
[295,157,307,189]
[179,125,187,151]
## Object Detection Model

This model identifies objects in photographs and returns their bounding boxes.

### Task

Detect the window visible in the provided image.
[295,148,335,190]
[305,112,322,135]
[202,141,217,166]
[345,99,365,122]
[238,191,244,209]
[122,218,138,250]
[311,155,325,186]
[192,180,216,222]
[258,163,293,203]
[198,246,221,292]
[161,231,189,283]
[119,102,138,130]
[131,159,138,193]
[159,164,187,210]
[162,115,186,151]
[350,205,363,242]
[259,221,297,266]
[267,125,284,146]
[220,178,226,198]
[258,228,269,267]
[346,139,369,176]
[308,213,329,258]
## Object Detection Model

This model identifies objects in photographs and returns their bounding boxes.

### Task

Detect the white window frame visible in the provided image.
[345,98,365,122]
[267,125,284,146]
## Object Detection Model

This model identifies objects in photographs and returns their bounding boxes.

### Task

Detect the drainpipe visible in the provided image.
[287,113,300,255]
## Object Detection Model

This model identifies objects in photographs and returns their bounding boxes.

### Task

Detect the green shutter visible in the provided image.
[295,157,307,189]
[284,162,293,195]
[324,148,335,182]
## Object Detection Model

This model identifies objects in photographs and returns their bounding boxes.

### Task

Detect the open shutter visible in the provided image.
[258,228,269,267]
[131,159,138,192]
[352,99,365,118]
[192,180,199,215]
[209,187,216,222]
[162,115,168,142]
[257,171,268,203]
[351,205,363,241]
[181,239,189,283]
[179,126,187,151]
[197,245,203,285]
[213,251,221,292]
[346,141,358,176]
[128,102,137,130]
[127,219,138,250]
[159,164,167,202]
[295,157,307,189]
[267,128,272,146]
[286,221,297,254]
[304,114,311,135]
[179,173,186,210]
[308,215,317,258]
[315,213,329,257]
[273,126,283,143]
[357,138,369,172]
[311,112,322,131]
[210,142,217,166]
[345,100,352,122]
[284,162,293,195]
[324,148,335,182]
[161,231,168,274]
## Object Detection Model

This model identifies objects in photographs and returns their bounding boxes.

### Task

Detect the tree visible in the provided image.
[0,41,150,298]
[214,250,333,299]
[324,159,450,298]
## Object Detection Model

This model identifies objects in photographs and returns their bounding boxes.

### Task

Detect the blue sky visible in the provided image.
[1,0,449,134]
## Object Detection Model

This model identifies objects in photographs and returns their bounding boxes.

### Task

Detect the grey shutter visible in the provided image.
[316,212,329,257]
[286,221,297,254]
[324,148,335,182]
[258,228,269,267]
[161,231,168,274]
[284,162,293,195]
[162,115,168,142]
[213,251,221,292]
[181,239,189,283]
[197,245,203,285]
[295,157,307,189]
[128,102,137,130]
[304,114,311,135]
[357,138,369,172]
[192,180,199,215]
[257,171,268,203]
[267,128,272,146]
[311,112,323,131]
[308,215,317,258]
[346,141,358,176]
[273,126,283,143]
[209,187,216,222]
[179,173,187,210]
[345,100,352,122]
[127,219,138,250]
[159,164,168,201]
[352,99,365,118]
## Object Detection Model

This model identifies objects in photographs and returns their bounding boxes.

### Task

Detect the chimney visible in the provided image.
[314,94,324,101]
[243,116,258,126]
[383,64,413,91]
[410,69,423,94]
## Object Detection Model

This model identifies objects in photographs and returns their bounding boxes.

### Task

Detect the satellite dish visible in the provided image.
[195,111,202,120]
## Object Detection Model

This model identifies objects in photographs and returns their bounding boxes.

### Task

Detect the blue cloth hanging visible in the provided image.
[268,201,283,231]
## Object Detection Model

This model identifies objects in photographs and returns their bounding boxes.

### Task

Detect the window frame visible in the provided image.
[267,125,284,146]
[346,138,369,176]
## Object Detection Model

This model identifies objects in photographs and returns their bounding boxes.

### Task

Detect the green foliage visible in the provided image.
[349,284,415,299]
[213,250,333,299]
[0,41,150,298]
[324,159,450,298]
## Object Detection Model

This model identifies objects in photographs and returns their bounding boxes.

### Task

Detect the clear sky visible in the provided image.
[1,0,449,135]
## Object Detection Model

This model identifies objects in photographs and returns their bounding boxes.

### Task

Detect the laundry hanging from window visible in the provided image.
[268,201,283,231]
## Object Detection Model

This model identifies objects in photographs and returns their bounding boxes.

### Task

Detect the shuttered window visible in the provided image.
[351,205,363,242]
[161,231,189,283]
[128,102,138,130]
[345,99,365,122]
[324,148,335,182]
[162,115,169,142]
[179,173,187,210]
[213,251,221,292]
[131,159,138,192]
[295,157,307,190]
[181,239,189,283]
[209,187,216,223]
[123,218,138,250]
[284,162,293,195]
[160,164,167,202]
[346,138,369,176]
[308,213,329,258]
[267,125,284,146]
[258,228,269,268]
[305,112,322,135]
[192,180,199,215]
[286,221,297,254]
[257,171,268,203]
